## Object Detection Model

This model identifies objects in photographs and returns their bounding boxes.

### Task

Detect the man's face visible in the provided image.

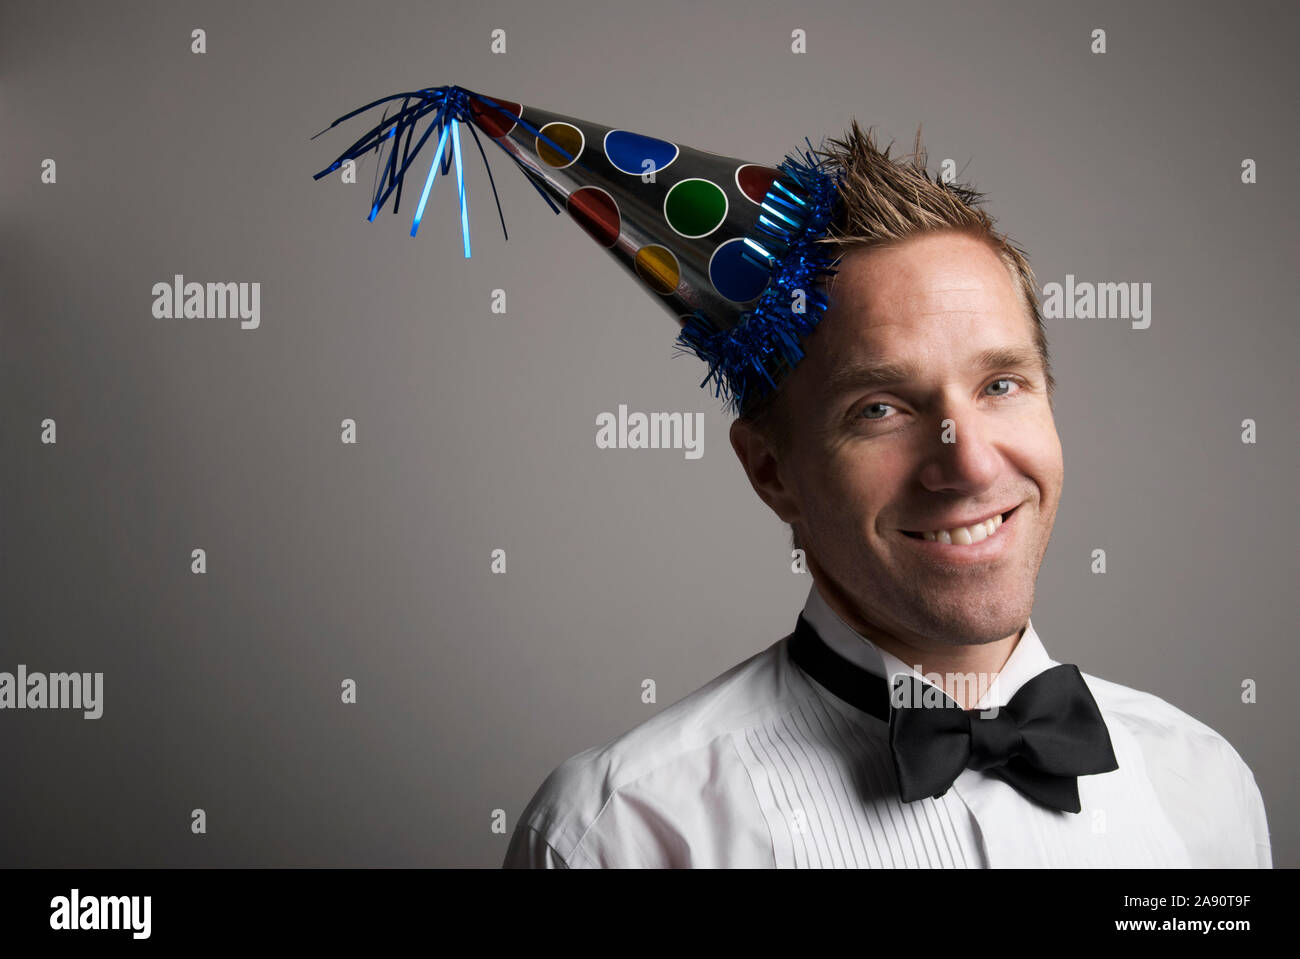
[733,230,1063,648]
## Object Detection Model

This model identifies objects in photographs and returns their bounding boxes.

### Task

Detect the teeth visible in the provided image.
[920,513,1002,544]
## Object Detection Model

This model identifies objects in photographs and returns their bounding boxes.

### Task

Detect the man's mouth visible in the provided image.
[899,505,1019,545]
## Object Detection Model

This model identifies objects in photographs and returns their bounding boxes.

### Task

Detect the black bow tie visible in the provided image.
[787,613,1119,814]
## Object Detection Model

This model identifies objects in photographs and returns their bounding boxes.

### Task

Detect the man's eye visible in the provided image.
[859,402,894,420]
[986,377,1020,397]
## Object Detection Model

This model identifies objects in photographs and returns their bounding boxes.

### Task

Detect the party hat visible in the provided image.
[311,85,842,415]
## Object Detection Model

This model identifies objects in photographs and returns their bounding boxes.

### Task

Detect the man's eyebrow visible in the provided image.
[822,346,1044,396]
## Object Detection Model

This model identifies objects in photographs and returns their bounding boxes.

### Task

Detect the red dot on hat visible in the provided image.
[468,94,522,139]
[566,186,620,248]
[735,164,781,205]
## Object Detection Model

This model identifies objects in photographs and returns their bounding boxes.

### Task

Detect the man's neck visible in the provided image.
[811,576,1024,709]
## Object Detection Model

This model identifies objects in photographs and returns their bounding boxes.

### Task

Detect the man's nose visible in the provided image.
[915,405,1002,494]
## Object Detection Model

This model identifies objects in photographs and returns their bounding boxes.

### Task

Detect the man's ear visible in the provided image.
[728,418,803,527]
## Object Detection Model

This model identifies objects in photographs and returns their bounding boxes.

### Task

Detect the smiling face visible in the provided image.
[730,229,1063,649]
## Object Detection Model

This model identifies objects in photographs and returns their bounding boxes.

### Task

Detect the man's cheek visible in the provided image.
[818,455,872,498]
[1018,413,1063,466]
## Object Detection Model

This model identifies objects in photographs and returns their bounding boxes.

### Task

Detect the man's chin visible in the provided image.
[818,551,1034,644]
[899,590,1033,646]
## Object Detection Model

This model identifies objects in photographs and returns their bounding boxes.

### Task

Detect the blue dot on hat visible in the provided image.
[604,131,679,177]
[709,238,771,303]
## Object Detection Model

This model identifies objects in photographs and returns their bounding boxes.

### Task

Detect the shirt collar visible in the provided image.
[799,580,1056,710]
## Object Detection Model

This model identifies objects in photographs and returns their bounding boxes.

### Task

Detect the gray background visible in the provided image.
[2,0,1295,867]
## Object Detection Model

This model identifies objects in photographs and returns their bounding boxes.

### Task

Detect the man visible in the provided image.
[497,120,1272,868]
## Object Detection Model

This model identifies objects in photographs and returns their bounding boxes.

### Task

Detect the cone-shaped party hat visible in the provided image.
[311,85,842,415]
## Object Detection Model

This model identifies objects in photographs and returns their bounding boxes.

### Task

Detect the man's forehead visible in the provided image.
[897,285,1003,316]
[787,235,1034,393]
[831,261,1019,321]
[829,232,1018,304]
[804,292,1030,370]
[790,296,1037,401]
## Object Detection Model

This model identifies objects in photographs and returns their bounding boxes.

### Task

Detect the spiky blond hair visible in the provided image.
[742,118,1054,452]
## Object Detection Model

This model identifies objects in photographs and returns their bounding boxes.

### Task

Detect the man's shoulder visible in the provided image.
[531,631,797,810]
[1079,669,1271,866]
[506,629,802,866]
[1080,668,1248,766]
[1080,670,1265,810]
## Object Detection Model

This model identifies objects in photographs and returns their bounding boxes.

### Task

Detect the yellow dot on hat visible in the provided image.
[664,178,728,238]
[634,245,681,295]
[537,122,584,168]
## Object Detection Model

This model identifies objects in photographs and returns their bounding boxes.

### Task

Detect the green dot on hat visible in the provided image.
[664,178,728,238]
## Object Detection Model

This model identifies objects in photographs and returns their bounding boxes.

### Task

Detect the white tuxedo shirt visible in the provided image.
[504,582,1272,868]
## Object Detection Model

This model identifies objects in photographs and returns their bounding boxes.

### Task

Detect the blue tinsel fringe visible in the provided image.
[673,140,842,417]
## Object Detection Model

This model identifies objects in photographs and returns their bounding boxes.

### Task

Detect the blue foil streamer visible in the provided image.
[311,85,583,253]
[314,87,844,414]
